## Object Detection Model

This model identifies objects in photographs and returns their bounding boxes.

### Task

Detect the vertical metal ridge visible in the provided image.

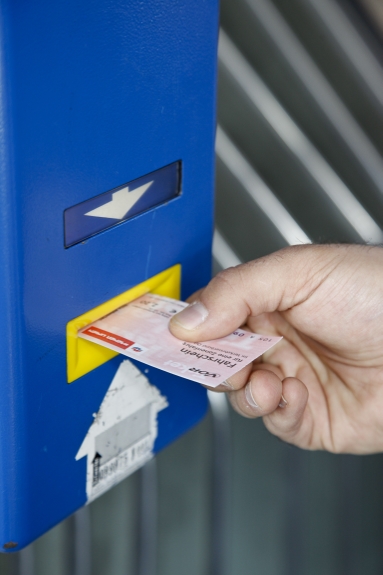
[137,459,158,575]
[18,545,35,575]
[73,507,91,575]
[208,391,232,575]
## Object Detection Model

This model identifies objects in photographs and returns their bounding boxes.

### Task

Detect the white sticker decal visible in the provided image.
[76,360,168,503]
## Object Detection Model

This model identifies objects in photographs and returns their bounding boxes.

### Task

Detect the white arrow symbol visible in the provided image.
[85,181,154,220]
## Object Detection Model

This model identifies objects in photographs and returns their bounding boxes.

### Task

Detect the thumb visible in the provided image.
[169,245,338,342]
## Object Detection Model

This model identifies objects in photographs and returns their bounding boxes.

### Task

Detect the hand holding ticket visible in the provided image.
[79,294,282,387]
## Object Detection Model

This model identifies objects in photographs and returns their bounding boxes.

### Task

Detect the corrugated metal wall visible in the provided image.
[3,0,383,573]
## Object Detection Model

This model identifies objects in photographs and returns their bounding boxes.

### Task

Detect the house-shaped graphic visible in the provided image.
[76,360,168,502]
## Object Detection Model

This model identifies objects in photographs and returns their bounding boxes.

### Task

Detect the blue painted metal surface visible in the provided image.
[0,0,218,550]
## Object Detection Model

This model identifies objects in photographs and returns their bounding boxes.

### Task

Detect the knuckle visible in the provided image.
[210,267,242,292]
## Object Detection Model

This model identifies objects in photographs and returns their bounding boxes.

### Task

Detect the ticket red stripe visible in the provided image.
[82,326,134,350]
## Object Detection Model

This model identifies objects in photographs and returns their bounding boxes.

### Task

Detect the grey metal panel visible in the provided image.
[243,0,383,198]
[33,519,74,575]
[229,416,289,575]
[220,0,383,226]
[207,391,232,575]
[89,474,139,575]
[137,460,158,575]
[218,62,366,243]
[74,507,91,575]
[274,0,383,145]
[218,32,382,243]
[305,0,383,109]
[156,416,212,575]
[213,229,242,270]
[216,127,311,246]
[215,3,383,572]
[216,156,288,261]
[18,547,34,575]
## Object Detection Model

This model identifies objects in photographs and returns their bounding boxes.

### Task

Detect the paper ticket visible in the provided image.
[79,294,282,388]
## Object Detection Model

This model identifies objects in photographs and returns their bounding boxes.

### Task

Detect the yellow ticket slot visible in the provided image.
[66,264,181,383]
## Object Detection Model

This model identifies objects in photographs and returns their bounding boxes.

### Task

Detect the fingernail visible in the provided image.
[245,383,260,409]
[221,379,234,390]
[172,301,208,330]
[279,394,288,408]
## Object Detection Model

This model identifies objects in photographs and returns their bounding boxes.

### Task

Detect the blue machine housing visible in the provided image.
[0,0,218,550]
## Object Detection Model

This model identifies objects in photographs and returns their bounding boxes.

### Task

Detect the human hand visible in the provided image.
[169,245,383,454]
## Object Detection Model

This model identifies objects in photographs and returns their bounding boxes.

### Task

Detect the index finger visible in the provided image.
[169,245,335,342]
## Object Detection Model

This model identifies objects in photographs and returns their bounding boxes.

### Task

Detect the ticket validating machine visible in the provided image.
[0,0,218,550]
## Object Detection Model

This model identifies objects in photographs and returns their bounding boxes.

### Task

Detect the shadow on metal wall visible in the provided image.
[3,0,383,573]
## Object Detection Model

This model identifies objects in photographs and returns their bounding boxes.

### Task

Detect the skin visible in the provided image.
[169,244,383,454]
